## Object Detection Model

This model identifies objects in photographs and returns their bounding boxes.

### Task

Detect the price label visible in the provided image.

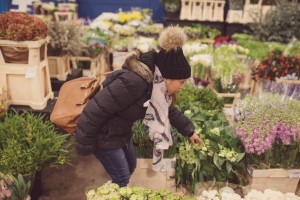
[25,67,37,79]
[289,170,300,179]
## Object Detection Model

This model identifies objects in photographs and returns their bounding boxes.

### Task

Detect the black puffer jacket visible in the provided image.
[75,50,195,155]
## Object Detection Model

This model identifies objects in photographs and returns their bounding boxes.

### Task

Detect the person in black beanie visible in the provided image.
[75,26,202,187]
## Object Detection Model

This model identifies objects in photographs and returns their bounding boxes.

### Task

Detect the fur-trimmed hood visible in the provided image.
[124,50,156,83]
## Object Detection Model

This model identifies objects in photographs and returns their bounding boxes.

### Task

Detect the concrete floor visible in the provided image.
[37,153,110,200]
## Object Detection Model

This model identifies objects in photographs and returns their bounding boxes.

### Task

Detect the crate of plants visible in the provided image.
[234,93,300,193]
[0,12,53,110]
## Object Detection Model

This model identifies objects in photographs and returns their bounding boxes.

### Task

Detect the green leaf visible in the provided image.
[213,153,225,170]
[226,161,233,174]
[235,152,245,163]
[198,151,207,160]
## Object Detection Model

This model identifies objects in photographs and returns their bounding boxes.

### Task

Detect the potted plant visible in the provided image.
[0,12,48,63]
[47,21,85,81]
[174,85,246,192]
[160,0,181,18]
[0,12,53,110]
[0,111,72,180]
[234,93,300,193]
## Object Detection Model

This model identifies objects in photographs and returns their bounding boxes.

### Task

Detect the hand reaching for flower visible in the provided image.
[189,133,202,146]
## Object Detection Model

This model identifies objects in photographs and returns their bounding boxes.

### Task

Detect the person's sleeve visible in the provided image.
[75,72,147,155]
[169,105,195,137]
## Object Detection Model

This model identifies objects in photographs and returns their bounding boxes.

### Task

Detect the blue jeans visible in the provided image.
[94,140,136,187]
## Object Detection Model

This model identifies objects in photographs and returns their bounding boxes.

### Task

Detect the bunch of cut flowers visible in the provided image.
[234,93,300,169]
[212,44,248,93]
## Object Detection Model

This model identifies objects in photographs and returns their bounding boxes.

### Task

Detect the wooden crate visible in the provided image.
[54,11,76,21]
[247,165,300,194]
[48,56,71,81]
[71,56,99,76]
[0,38,54,110]
[190,0,203,20]
[226,10,243,23]
[129,158,176,191]
[242,0,263,24]
[180,0,193,20]
[112,51,128,71]
[202,0,214,21]
[212,0,225,22]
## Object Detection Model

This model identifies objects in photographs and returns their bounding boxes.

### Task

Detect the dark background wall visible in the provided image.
[0,0,165,23]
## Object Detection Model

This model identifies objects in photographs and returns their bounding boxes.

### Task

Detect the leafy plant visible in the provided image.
[86,181,195,200]
[177,84,224,112]
[175,110,247,192]
[183,24,221,40]
[232,33,287,61]
[0,111,72,177]
[249,0,300,43]
[47,21,85,56]
[175,84,246,192]
[0,12,48,41]
[132,120,177,158]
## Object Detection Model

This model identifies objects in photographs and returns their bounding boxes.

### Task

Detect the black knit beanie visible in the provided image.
[156,26,191,80]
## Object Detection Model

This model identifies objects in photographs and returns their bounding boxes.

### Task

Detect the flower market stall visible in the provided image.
[2,0,300,199]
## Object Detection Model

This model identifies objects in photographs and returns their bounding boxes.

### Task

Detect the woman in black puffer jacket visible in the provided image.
[75,27,202,187]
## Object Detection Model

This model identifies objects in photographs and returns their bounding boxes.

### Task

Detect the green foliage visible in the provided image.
[285,38,300,56]
[174,84,246,192]
[0,111,72,177]
[183,24,220,40]
[177,84,224,112]
[175,110,247,192]
[10,174,31,200]
[132,120,177,158]
[249,0,300,43]
[232,33,287,61]
[0,12,48,41]
[86,181,195,200]
[47,21,85,56]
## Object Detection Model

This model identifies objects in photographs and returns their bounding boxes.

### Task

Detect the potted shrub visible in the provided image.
[0,111,72,180]
[0,12,53,110]
[47,21,85,81]
[160,0,181,18]
[234,93,300,193]
[0,12,48,63]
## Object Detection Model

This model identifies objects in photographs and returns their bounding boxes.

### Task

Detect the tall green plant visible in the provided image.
[0,111,72,177]
[250,0,300,43]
